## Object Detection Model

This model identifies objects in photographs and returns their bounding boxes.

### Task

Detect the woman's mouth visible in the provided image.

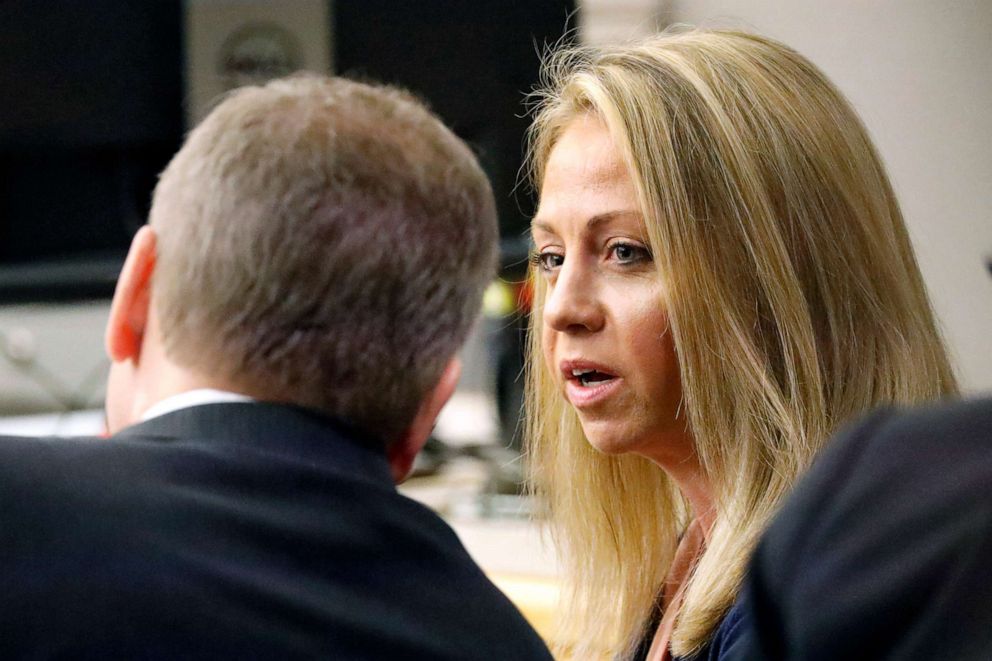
[561,362,621,408]
[571,367,616,387]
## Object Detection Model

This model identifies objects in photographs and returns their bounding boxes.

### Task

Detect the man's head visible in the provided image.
[105,75,498,468]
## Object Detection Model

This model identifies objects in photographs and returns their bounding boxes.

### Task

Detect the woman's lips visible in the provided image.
[559,360,621,408]
[564,375,622,408]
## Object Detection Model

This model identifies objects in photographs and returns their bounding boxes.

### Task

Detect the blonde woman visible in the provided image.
[525,29,957,660]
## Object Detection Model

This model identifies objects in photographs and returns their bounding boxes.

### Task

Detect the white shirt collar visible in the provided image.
[140,388,255,422]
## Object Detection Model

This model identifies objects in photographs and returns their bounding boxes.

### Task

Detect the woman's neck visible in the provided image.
[639,446,716,539]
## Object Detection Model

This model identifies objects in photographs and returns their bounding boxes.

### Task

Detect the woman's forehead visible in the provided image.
[535,119,637,220]
[543,116,625,185]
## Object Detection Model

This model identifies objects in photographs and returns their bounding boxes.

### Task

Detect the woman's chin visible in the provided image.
[579,421,638,456]
[578,416,694,464]
[588,440,630,456]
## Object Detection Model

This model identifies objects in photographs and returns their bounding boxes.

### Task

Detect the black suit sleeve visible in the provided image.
[733,399,992,661]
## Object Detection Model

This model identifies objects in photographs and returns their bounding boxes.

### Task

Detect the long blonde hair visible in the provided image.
[525,29,957,659]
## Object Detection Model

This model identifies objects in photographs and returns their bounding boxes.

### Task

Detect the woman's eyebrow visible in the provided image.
[531,209,642,235]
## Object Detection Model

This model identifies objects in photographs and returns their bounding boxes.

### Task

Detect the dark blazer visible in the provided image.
[630,594,747,660]
[683,602,748,661]
[732,397,992,660]
[0,402,553,660]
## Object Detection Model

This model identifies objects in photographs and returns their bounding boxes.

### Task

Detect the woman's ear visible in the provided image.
[105,226,157,364]
[387,357,462,483]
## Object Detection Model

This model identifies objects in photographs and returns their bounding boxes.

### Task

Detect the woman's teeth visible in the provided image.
[573,369,612,387]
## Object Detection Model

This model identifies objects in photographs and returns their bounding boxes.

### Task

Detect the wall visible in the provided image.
[658,0,992,392]
[581,0,670,43]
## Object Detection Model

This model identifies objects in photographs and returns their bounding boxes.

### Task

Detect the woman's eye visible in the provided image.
[609,242,651,264]
[531,251,564,272]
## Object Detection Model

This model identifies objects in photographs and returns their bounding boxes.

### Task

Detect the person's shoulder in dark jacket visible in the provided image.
[730,396,992,660]
[0,409,554,661]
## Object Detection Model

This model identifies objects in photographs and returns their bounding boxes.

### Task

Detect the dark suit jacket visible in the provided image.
[630,594,747,660]
[732,397,992,660]
[0,402,553,660]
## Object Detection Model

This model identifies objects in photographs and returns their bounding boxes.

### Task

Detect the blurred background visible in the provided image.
[1,0,990,651]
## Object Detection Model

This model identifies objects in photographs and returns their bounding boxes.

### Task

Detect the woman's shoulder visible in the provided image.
[673,599,748,661]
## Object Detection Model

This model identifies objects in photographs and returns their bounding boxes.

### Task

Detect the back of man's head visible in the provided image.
[147,75,498,443]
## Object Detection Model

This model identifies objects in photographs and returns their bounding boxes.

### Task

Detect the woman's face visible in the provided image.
[532,115,691,464]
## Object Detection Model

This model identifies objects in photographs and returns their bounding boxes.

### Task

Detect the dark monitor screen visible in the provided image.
[0,0,573,302]
[0,1,184,301]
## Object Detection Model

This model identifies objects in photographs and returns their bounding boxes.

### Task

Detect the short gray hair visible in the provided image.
[149,75,498,442]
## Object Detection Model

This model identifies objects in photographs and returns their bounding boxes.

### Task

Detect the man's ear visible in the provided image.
[106,226,157,364]
[387,357,462,484]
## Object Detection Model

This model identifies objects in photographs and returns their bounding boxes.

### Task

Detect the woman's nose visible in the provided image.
[543,263,604,333]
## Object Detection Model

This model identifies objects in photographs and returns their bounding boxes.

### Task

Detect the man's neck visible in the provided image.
[108,346,257,433]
